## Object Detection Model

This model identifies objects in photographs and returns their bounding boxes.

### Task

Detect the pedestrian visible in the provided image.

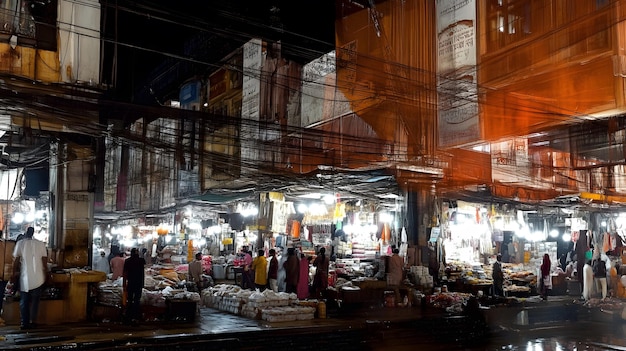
[582,260,594,300]
[241,246,254,289]
[108,244,120,264]
[11,226,48,330]
[540,253,552,300]
[387,248,404,305]
[268,249,278,292]
[592,256,608,300]
[276,247,287,292]
[141,247,150,264]
[297,253,310,299]
[312,247,329,298]
[123,248,146,325]
[94,251,111,275]
[188,252,203,291]
[150,239,158,264]
[110,251,125,280]
[492,254,504,297]
[251,249,267,291]
[284,248,299,294]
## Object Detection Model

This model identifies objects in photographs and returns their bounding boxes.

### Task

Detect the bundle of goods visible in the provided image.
[504,284,531,297]
[201,255,212,274]
[201,284,249,314]
[408,265,434,288]
[261,305,316,322]
[242,290,299,319]
[159,285,201,302]
[95,281,123,307]
[141,289,168,308]
[508,270,537,288]
[426,291,473,310]
[202,284,312,320]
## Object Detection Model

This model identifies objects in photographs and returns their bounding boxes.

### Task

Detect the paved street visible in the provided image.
[0,296,625,350]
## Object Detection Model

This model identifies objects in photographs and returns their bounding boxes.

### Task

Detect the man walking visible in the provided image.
[12,227,48,330]
[123,248,146,325]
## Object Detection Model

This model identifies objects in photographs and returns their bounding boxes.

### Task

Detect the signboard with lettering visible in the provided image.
[436,0,480,147]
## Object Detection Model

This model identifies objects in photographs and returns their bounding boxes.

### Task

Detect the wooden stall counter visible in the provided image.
[3,269,106,325]
[51,269,107,322]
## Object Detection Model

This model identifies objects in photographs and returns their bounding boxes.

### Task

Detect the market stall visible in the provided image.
[2,269,107,325]
[91,262,204,323]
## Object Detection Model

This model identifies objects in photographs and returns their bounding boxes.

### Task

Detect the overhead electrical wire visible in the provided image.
[0,0,623,208]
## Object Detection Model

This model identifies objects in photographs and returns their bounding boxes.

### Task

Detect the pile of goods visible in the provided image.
[426,291,473,313]
[202,284,316,321]
[95,265,201,308]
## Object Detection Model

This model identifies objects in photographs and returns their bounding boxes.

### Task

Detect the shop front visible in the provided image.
[434,199,626,301]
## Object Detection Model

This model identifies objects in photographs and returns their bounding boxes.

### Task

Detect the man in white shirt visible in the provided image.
[94,251,111,275]
[11,227,48,330]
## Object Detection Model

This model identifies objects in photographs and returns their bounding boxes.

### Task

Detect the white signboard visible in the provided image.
[242,38,262,119]
[242,39,263,163]
[301,51,351,127]
[436,0,480,147]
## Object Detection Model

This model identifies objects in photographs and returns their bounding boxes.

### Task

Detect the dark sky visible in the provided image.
[101,0,336,105]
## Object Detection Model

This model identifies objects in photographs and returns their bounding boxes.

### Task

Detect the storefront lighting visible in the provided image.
[11,212,24,224]
[323,194,335,205]
[297,203,308,214]
[308,203,327,216]
[516,225,530,239]
[209,225,221,235]
[617,215,626,228]
[601,221,607,227]
[188,222,202,231]
[531,231,543,241]
[165,235,172,243]
[493,217,504,230]
[122,239,135,248]
[241,206,258,217]
[379,212,392,223]
[549,229,559,238]
[343,224,353,234]
[25,212,36,222]
[562,233,572,242]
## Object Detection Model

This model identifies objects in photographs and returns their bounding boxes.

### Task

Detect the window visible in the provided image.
[0,0,57,51]
[486,0,534,50]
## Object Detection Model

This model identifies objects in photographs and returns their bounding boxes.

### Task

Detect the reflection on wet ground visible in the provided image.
[3,299,626,350]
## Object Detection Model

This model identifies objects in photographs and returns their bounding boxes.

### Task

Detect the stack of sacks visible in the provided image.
[95,281,123,307]
[261,305,316,322]
[241,290,297,319]
[202,284,250,315]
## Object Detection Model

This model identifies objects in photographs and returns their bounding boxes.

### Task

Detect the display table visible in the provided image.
[2,270,106,325]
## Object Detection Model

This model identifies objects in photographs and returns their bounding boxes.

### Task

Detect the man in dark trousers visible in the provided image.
[123,248,146,325]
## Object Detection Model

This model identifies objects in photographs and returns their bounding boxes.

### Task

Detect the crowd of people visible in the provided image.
[491,246,616,301]
[235,246,327,300]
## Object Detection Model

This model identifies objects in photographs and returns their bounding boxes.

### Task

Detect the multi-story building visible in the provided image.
[0,0,102,267]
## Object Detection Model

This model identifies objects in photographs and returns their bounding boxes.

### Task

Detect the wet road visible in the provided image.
[5,302,626,350]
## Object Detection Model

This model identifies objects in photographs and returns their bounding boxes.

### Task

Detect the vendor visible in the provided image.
[189,252,203,291]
